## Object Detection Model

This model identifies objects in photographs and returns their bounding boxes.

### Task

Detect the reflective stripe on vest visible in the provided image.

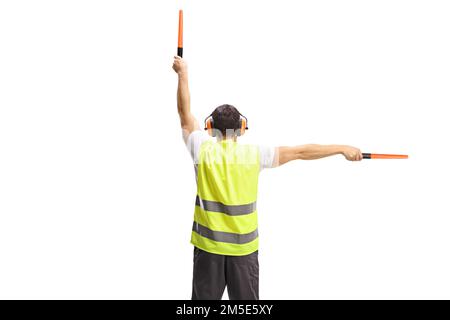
[191,140,260,256]
[195,196,256,216]
[192,221,258,244]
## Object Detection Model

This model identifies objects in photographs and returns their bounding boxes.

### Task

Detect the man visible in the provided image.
[172,56,362,300]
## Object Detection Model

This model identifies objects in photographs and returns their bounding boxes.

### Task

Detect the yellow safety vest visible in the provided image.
[191,139,260,256]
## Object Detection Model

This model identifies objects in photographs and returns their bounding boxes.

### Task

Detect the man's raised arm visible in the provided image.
[172,56,199,138]
[275,144,363,166]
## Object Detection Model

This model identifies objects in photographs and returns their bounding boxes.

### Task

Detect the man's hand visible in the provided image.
[341,146,363,161]
[172,56,187,75]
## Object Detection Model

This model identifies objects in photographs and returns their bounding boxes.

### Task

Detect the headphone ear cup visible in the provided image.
[206,118,215,137]
[240,117,246,136]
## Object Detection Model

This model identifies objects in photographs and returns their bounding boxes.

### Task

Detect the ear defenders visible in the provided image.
[204,113,248,137]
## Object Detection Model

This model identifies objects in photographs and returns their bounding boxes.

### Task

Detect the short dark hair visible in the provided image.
[211,104,241,136]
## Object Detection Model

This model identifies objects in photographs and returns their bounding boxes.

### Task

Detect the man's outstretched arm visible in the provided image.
[275,144,363,166]
[172,56,199,138]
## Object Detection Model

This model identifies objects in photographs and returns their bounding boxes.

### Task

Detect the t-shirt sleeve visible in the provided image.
[258,145,276,170]
[184,130,211,164]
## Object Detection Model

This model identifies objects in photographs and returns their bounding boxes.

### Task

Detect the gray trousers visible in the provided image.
[191,247,259,300]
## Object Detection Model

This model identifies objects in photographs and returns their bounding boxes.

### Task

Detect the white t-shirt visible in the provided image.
[184,130,276,170]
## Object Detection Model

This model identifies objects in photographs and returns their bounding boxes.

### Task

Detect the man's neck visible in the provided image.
[217,136,237,142]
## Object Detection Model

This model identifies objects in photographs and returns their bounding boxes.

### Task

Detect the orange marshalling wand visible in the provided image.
[177,10,183,57]
[362,153,408,159]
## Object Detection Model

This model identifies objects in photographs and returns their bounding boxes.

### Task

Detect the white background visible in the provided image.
[1,0,449,299]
